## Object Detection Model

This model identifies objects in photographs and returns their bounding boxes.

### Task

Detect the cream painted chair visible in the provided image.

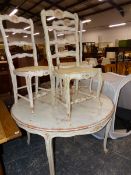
[0,15,50,112]
[41,9,103,119]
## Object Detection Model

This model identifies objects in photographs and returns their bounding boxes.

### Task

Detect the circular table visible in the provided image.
[11,93,114,175]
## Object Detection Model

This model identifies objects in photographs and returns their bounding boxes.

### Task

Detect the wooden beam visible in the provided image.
[26,0,43,11]
[42,0,64,10]
[18,0,27,7]
[46,0,62,10]
[80,1,131,18]
[30,0,64,20]
[20,0,43,16]
[107,0,124,16]
[0,0,11,11]
[64,0,88,10]
[9,3,38,17]
[75,1,106,13]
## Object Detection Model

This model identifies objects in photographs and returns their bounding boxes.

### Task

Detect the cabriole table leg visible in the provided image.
[45,135,55,175]
[104,119,112,153]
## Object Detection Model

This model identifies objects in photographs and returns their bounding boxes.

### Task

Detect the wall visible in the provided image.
[82,24,131,46]
[81,3,131,46]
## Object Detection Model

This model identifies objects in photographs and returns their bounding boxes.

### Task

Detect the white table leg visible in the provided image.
[45,136,55,175]
[27,131,30,145]
[104,119,112,153]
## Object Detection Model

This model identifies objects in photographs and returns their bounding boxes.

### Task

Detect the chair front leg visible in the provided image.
[35,76,39,97]
[50,75,56,105]
[26,76,34,112]
[75,79,79,92]
[64,77,71,120]
[12,74,18,103]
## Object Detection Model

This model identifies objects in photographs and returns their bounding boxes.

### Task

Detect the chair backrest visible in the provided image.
[41,9,79,72]
[0,15,38,77]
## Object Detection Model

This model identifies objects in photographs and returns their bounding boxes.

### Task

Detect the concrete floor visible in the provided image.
[2,131,131,175]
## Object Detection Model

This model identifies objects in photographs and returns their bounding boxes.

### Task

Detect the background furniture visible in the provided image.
[81,42,98,59]
[0,61,12,95]
[103,64,116,73]
[0,100,21,174]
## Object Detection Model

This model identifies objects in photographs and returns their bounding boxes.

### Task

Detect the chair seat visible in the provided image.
[54,67,98,80]
[59,61,92,68]
[14,66,49,76]
[55,67,95,75]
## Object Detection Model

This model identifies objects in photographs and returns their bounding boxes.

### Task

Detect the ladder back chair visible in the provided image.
[41,9,103,119]
[0,15,49,112]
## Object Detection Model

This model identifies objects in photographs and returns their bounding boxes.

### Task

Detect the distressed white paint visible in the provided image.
[0,14,50,111]
[8,41,32,47]
[41,9,103,118]
[11,53,33,59]
[11,93,114,175]
[5,28,31,34]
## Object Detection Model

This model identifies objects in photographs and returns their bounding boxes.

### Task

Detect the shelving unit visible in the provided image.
[82,42,98,59]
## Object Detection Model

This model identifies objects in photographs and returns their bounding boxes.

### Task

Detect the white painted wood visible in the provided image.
[0,15,50,111]
[48,25,75,32]
[1,15,31,24]
[27,131,30,145]
[49,39,76,45]
[45,136,55,175]
[54,67,103,118]
[8,41,32,47]
[104,119,112,153]
[11,53,33,59]
[59,61,92,69]
[5,28,31,34]
[80,21,83,63]
[45,9,76,19]
[11,93,114,175]
[41,9,103,118]
[51,51,76,59]
[41,9,79,68]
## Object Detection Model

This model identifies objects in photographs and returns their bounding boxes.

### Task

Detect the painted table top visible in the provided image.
[11,93,114,134]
